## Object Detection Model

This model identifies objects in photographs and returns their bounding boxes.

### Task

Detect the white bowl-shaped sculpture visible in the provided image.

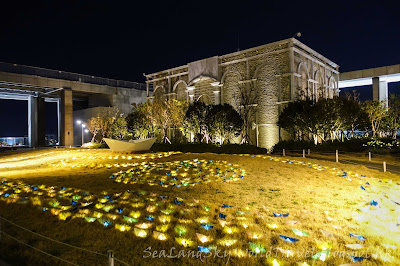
[103,138,156,152]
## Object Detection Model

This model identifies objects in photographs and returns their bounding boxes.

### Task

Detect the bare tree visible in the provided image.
[233,82,257,144]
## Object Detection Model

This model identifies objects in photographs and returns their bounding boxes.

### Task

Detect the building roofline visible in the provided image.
[292,39,338,69]
[145,38,339,78]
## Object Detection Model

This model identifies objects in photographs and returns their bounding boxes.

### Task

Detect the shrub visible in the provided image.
[151,143,268,154]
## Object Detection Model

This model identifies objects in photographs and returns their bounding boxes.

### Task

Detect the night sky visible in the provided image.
[1,0,400,137]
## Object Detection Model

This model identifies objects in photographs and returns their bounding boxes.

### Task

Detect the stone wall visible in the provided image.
[146,38,339,150]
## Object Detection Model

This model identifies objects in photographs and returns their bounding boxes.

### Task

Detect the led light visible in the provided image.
[146,205,157,212]
[130,211,141,219]
[196,217,209,224]
[115,224,131,232]
[134,228,148,238]
[218,238,237,247]
[84,217,96,223]
[223,226,239,234]
[292,228,309,236]
[159,215,171,223]
[267,224,278,229]
[175,237,193,247]
[247,232,263,239]
[135,223,153,229]
[93,211,103,218]
[58,212,71,220]
[123,216,138,223]
[175,225,187,236]
[316,241,332,251]
[153,231,168,241]
[156,224,169,232]
[249,242,266,254]
[196,233,213,243]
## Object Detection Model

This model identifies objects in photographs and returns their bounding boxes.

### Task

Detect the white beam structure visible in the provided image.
[339,65,400,106]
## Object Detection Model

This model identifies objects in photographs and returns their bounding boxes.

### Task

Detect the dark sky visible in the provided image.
[1,0,400,81]
[1,0,400,137]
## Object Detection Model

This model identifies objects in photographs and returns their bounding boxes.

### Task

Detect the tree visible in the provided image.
[151,99,188,143]
[126,102,156,139]
[127,99,188,143]
[362,100,387,137]
[206,104,243,144]
[87,107,124,143]
[110,116,128,140]
[278,100,308,140]
[181,101,209,143]
[166,99,189,142]
[278,98,368,144]
[387,94,400,139]
[339,97,369,138]
[233,83,257,144]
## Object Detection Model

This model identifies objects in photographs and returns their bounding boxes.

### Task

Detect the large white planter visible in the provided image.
[103,138,156,152]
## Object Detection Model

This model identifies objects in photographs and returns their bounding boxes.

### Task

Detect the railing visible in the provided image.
[0,137,28,147]
[0,215,130,265]
[0,136,58,147]
[279,149,400,175]
[0,61,148,91]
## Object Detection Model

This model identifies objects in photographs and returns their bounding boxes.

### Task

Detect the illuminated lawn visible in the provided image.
[0,149,399,265]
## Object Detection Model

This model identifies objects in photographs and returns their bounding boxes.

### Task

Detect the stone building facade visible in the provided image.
[145,38,339,149]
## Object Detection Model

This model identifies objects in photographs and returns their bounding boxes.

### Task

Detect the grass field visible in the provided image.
[0,148,399,265]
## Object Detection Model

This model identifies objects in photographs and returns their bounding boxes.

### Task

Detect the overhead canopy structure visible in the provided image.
[339,64,400,106]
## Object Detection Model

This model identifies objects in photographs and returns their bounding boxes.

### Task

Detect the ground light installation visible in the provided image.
[0,150,399,264]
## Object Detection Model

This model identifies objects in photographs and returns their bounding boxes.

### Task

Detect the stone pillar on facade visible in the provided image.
[256,65,280,151]
[60,87,74,146]
[28,95,46,147]
[187,86,195,103]
[372,77,388,108]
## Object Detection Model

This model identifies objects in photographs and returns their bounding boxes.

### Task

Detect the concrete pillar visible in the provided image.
[37,97,46,146]
[57,99,61,144]
[60,88,74,146]
[213,91,220,104]
[28,96,46,147]
[372,77,388,107]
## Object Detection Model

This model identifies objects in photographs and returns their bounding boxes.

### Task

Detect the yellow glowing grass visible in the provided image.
[1,149,400,265]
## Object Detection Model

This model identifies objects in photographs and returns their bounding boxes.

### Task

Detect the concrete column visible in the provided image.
[372,77,388,107]
[57,99,61,144]
[37,97,46,146]
[28,96,37,147]
[60,88,74,146]
[213,91,220,104]
[28,96,46,147]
